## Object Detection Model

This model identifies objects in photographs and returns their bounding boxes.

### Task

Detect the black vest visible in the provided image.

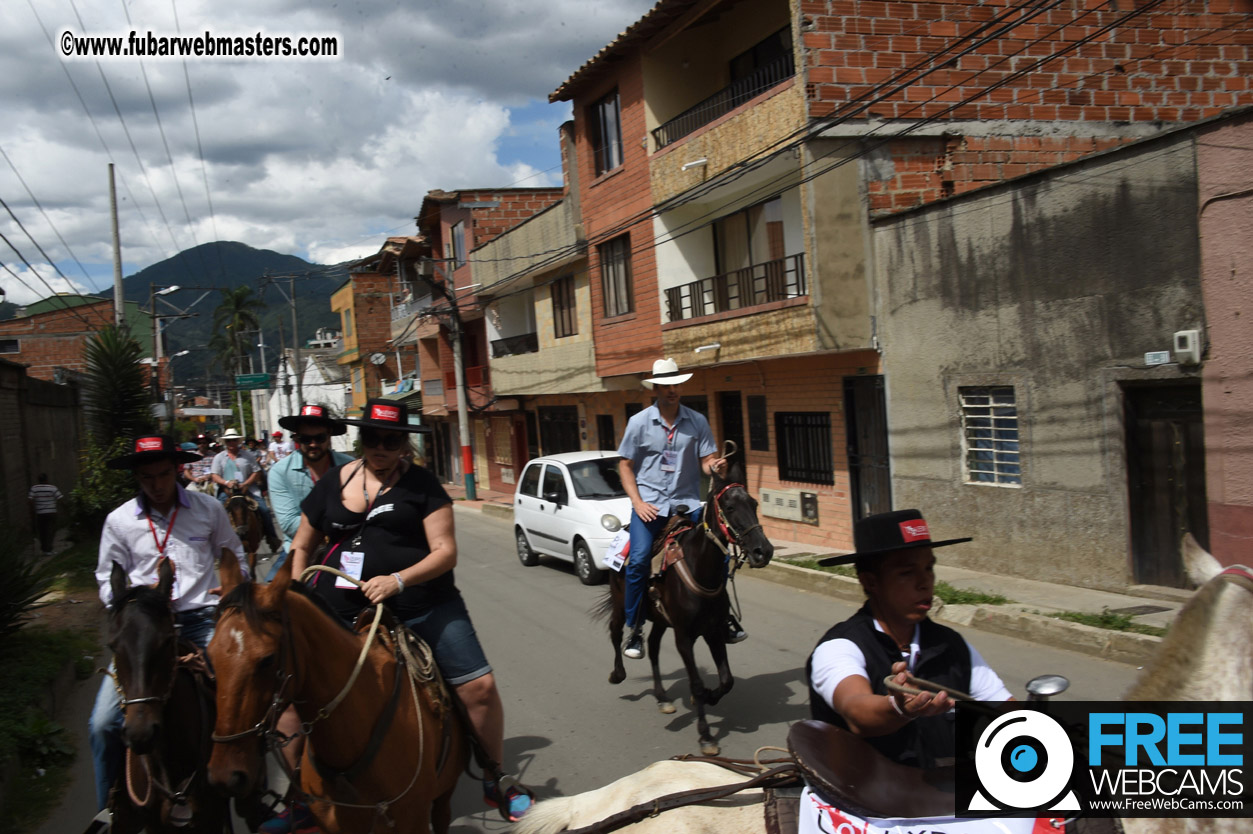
[806,603,972,769]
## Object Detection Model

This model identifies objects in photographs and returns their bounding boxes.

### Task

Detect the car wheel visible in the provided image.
[574,539,605,586]
[516,528,539,567]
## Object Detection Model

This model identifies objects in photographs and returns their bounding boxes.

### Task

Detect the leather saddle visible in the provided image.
[649,514,694,577]
[787,719,956,819]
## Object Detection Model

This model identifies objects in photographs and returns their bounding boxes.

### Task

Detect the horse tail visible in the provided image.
[513,795,581,834]
[589,587,615,625]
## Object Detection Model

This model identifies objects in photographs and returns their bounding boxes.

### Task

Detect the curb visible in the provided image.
[751,562,1161,666]
[480,502,513,522]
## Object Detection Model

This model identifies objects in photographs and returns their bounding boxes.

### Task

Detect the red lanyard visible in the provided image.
[146,502,180,556]
[665,422,678,447]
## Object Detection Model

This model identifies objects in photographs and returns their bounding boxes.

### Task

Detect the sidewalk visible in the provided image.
[447,484,1186,666]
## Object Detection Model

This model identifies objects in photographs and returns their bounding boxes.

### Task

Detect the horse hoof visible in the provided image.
[658,701,676,714]
[609,670,625,685]
[701,741,720,756]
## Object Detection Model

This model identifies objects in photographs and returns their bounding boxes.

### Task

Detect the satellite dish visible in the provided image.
[369,352,388,365]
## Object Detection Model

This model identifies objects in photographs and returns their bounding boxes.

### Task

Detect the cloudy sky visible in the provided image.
[0,0,653,304]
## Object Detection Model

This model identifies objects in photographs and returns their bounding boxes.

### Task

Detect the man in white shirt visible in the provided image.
[211,427,281,552]
[27,473,64,555]
[268,429,295,464]
[806,509,1012,770]
[90,435,247,810]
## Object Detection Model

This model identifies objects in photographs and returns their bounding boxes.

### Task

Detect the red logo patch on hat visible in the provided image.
[370,404,400,423]
[300,405,325,418]
[899,520,931,543]
[136,437,163,453]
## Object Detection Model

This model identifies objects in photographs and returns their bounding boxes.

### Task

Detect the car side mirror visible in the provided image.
[543,490,564,504]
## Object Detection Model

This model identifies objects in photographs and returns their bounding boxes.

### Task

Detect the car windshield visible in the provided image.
[567,459,626,500]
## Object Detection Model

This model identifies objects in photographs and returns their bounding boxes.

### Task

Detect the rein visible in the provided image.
[670,481,755,599]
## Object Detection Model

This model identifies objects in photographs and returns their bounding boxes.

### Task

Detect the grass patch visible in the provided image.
[1,762,75,833]
[45,540,99,595]
[781,557,1013,605]
[1044,610,1168,638]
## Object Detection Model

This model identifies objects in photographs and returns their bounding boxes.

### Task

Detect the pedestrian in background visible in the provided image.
[27,473,63,556]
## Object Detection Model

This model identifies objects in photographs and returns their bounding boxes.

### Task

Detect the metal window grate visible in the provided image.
[959,386,1021,485]
[775,412,833,485]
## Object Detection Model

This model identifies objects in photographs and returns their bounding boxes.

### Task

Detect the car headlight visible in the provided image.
[601,514,622,532]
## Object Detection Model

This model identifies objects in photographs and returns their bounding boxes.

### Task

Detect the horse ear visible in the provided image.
[219,547,245,594]
[109,561,129,609]
[268,554,293,596]
[156,557,176,600]
[1182,533,1222,587]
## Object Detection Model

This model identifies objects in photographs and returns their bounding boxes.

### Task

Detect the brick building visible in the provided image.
[331,271,400,418]
[0,295,154,382]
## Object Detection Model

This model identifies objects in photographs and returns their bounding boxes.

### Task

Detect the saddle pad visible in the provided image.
[799,786,1041,834]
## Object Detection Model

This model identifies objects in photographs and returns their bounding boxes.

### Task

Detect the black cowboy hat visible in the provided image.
[340,398,431,433]
[107,435,202,470]
[817,509,972,567]
[278,403,348,436]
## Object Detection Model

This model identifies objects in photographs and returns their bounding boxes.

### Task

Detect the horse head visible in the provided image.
[107,558,178,755]
[207,550,293,797]
[224,491,255,540]
[711,445,774,569]
[1127,534,1253,703]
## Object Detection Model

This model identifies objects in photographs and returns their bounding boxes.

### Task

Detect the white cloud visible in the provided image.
[0,0,653,297]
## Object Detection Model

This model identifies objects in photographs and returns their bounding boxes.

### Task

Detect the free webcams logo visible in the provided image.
[968,710,1080,812]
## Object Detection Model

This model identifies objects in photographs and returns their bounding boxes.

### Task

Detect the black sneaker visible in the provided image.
[726,615,747,644]
[623,629,645,660]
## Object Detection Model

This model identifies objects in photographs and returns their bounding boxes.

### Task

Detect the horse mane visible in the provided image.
[1125,575,1228,701]
[218,578,357,636]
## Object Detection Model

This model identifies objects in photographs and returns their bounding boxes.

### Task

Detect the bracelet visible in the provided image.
[391,572,405,592]
[888,693,910,719]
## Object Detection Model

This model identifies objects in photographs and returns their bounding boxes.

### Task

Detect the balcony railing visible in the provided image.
[490,332,539,358]
[392,294,432,321]
[665,253,806,323]
[443,365,490,390]
[652,53,795,149]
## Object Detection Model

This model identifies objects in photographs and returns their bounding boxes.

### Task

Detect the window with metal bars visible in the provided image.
[775,412,833,484]
[959,385,1022,485]
[599,235,633,318]
[551,274,577,338]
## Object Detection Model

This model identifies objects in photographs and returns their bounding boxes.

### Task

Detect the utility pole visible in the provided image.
[278,317,292,415]
[420,258,475,500]
[266,275,303,408]
[109,164,124,327]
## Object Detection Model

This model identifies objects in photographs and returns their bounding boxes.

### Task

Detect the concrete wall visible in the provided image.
[1197,112,1253,566]
[874,131,1204,591]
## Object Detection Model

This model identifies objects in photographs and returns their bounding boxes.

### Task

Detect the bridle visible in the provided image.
[701,482,763,568]
[108,601,179,710]
[1218,565,1253,594]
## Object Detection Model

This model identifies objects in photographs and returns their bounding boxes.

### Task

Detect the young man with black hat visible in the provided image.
[89,436,248,811]
[806,509,1012,770]
[266,404,354,579]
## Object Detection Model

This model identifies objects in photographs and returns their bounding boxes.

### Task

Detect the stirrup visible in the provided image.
[484,774,534,822]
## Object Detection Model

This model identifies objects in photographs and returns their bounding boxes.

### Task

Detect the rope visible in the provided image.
[298,565,386,722]
[881,673,975,702]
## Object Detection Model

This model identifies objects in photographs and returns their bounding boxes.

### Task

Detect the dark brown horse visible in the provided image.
[222,487,261,576]
[105,559,230,834]
[206,552,468,834]
[601,448,774,755]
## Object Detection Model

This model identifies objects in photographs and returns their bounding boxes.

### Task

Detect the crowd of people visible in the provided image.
[82,357,1012,833]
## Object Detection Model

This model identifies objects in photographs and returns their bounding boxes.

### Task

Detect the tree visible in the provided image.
[83,325,153,442]
[212,285,265,373]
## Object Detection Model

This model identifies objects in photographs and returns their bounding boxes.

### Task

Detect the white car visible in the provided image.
[513,451,632,585]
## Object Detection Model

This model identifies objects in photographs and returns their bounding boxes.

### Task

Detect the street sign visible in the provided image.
[235,373,271,389]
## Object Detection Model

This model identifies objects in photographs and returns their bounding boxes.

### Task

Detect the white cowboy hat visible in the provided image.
[220,427,245,440]
[641,358,694,389]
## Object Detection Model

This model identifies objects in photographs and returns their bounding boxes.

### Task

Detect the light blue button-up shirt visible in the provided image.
[267,449,356,543]
[617,403,716,516]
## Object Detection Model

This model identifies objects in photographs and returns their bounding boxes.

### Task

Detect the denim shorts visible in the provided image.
[403,594,491,686]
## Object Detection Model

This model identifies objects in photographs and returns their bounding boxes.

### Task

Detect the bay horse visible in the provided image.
[105,558,230,834]
[600,446,774,755]
[206,551,468,834]
[524,535,1253,834]
[222,486,261,576]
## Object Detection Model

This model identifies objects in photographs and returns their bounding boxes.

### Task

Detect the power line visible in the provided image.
[0,228,100,328]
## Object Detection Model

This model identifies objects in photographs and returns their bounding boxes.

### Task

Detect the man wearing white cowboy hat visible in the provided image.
[616,358,741,660]
[210,427,281,553]
[90,435,248,810]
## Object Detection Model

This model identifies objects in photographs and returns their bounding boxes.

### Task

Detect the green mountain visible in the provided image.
[104,241,350,388]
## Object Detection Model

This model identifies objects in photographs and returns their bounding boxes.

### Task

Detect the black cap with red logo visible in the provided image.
[107,435,203,470]
[817,509,972,566]
[277,403,348,436]
[339,398,431,433]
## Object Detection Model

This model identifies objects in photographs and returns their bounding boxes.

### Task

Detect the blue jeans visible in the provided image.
[623,506,703,631]
[265,545,289,581]
[90,607,216,810]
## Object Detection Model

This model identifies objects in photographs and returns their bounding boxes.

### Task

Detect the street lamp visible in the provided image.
[165,349,191,431]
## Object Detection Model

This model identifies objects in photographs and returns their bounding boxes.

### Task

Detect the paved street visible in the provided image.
[42,505,1144,833]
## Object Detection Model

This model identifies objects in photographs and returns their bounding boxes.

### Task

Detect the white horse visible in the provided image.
[518,536,1253,834]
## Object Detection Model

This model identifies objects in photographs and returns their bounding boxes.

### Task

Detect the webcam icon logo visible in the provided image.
[968,711,1081,813]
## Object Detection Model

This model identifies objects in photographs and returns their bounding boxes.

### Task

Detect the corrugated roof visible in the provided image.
[549,0,701,103]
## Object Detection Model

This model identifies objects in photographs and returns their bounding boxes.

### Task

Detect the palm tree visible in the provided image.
[212,285,265,373]
[83,325,153,442]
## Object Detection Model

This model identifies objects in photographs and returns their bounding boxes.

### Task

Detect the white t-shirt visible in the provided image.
[271,439,295,460]
[810,619,1012,708]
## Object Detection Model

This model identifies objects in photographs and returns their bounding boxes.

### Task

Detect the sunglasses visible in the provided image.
[360,429,407,451]
[294,432,329,445]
